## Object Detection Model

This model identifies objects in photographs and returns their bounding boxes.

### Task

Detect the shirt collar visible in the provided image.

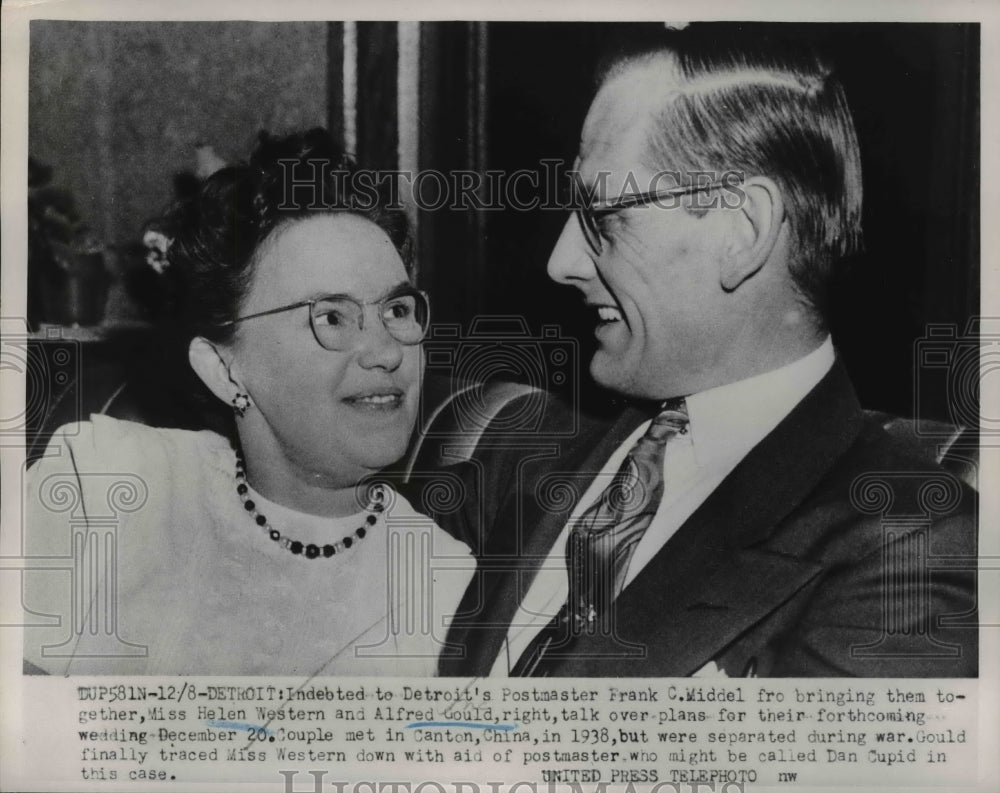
[683,336,835,469]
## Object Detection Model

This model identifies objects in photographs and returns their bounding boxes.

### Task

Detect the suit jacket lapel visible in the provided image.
[443,360,864,677]
[553,360,865,676]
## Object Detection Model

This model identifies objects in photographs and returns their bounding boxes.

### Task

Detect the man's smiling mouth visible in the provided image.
[596,305,623,323]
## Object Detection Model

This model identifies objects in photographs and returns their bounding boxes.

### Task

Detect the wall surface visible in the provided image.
[29,21,329,248]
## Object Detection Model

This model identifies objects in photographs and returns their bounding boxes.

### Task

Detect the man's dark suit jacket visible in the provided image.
[422,361,977,677]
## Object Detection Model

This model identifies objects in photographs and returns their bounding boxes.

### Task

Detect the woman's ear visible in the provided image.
[189,336,240,405]
[719,176,786,292]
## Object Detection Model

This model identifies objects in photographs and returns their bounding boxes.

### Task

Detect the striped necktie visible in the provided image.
[510,399,689,676]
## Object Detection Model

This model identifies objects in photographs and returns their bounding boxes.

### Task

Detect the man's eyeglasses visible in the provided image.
[218,287,430,351]
[572,175,740,256]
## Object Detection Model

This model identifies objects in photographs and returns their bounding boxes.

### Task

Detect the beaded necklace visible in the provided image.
[233,446,385,559]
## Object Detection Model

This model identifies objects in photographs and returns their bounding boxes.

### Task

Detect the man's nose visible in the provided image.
[546,215,598,285]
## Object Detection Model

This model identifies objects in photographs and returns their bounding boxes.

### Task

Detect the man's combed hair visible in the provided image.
[599,25,863,321]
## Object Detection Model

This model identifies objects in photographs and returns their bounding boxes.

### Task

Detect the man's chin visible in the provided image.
[590,349,673,400]
[589,349,634,394]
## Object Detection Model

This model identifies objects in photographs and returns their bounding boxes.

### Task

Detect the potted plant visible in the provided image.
[28,157,109,327]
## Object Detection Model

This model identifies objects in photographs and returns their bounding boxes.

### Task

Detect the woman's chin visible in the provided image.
[350,432,413,472]
[334,400,416,470]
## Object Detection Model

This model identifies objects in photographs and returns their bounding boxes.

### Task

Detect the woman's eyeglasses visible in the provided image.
[572,174,741,256]
[219,287,430,351]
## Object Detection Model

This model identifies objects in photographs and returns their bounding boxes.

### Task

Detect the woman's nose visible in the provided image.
[546,215,598,285]
[355,315,404,371]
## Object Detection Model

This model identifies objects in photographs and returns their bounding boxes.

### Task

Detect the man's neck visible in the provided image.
[731,325,828,385]
[664,330,826,400]
[690,302,828,397]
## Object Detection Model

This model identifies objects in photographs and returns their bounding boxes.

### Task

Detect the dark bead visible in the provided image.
[237,483,248,495]
[343,537,353,549]
[366,514,378,525]
[356,528,366,539]
[372,503,385,512]
[305,544,320,559]
[255,514,267,526]
[244,500,255,511]
[290,541,303,554]
[269,530,281,541]
[323,544,336,557]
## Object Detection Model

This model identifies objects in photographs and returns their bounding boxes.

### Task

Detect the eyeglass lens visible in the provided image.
[309,292,429,350]
[575,206,602,255]
[569,177,603,255]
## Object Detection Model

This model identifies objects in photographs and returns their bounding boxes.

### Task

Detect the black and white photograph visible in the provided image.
[1,1,997,791]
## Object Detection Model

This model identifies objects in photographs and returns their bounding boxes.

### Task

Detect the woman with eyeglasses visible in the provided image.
[23,128,475,675]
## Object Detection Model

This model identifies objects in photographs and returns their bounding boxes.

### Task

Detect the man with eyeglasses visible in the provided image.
[436,25,977,678]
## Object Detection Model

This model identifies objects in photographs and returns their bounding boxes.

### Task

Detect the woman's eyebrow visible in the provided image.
[380,281,417,300]
[305,280,415,303]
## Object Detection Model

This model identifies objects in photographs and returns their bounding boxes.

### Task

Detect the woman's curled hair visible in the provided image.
[164,128,412,341]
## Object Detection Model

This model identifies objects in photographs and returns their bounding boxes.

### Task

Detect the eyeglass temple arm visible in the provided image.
[595,177,741,212]
[217,299,314,327]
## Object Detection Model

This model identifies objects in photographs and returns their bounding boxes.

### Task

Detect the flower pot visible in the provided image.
[40,245,110,326]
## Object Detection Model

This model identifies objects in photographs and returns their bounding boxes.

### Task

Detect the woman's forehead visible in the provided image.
[247,214,406,306]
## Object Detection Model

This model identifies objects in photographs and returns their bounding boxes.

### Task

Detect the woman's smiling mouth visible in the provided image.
[343,390,404,410]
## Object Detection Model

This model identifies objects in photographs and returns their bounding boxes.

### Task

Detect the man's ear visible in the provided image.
[189,336,240,405]
[720,176,785,292]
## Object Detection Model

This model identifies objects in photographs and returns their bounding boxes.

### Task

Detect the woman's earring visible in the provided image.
[231,392,252,417]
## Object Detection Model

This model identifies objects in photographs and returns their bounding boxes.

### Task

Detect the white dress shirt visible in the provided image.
[490,337,835,676]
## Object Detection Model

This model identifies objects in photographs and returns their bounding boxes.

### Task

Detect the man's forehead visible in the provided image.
[577,56,682,180]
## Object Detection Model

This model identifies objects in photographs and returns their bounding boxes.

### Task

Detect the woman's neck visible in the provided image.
[236,434,372,518]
